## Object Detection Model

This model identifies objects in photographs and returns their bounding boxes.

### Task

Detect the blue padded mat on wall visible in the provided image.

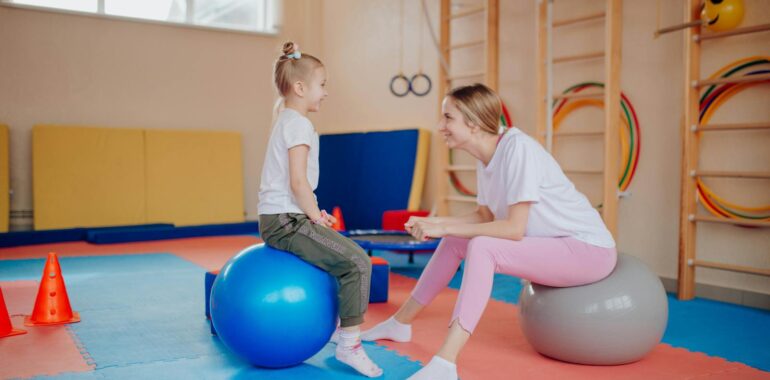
[316,130,419,230]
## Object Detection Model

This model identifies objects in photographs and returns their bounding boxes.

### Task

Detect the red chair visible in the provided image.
[382,210,432,263]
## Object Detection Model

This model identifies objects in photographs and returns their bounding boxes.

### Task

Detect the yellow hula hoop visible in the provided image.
[553,99,634,189]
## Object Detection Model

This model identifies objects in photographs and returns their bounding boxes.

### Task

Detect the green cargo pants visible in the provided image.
[259,213,371,327]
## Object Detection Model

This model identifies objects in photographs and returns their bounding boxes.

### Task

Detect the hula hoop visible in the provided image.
[551,82,641,192]
[695,57,770,221]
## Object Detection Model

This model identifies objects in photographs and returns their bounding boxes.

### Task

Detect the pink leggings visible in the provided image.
[411,235,617,333]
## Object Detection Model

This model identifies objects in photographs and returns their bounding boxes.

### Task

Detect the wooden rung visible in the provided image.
[448,71,486,81]
[553,51,604,64]
[692,260,770,277]
[696,122,770,132]
[553,11,605,28]
[693,170,770,179]
[698,23,770,41]
[552,91,604,100]
[446,195,477,203]
[450,5,485,20]
[446,165,476,172]
[654,20,704,37]
[547,130,605,137]
[563,169,603,175]
[446,40,485,52]
[696,73,770,87]
[691,214,770,228]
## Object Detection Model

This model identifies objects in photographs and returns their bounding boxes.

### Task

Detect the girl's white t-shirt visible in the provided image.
[258,108,319,215]
[476,128,615,248]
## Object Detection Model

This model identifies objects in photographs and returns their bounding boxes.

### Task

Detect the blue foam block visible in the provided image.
[0,228,85,248]
[0,224,175,248]
[86,222,259,244]
[370,260,389,303]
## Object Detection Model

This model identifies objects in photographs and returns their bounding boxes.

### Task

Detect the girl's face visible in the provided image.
[438,97,474,149]
[304,66,328,112]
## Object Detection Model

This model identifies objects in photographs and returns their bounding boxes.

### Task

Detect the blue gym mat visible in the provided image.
[379,250,770,372]
[0,254,422,379]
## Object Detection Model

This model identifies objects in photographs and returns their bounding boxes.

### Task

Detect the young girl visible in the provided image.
[258,42,383,378]
[361,84,617,380]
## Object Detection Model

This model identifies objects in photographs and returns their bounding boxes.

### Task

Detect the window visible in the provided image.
[2,0,280,34]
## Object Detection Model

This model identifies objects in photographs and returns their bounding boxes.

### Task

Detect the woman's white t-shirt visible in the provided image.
[258,108,319,215]
[476,128,615,248]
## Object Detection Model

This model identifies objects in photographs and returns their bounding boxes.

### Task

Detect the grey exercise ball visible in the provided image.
[518,253,668,365]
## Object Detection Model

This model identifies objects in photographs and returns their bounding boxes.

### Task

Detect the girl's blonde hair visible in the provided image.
[273,41,324,97]
[448,84,502,135]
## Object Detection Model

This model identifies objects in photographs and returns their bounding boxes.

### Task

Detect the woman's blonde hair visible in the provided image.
[273,41,324,97]
[448,84,502,135]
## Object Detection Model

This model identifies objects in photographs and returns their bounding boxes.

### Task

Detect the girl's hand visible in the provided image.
[409,220,446,241]
[404,216,428,233]
[321,210,337,228]
[311,210,335,228]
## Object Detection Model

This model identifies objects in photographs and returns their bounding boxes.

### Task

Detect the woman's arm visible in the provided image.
[405,205,493,232]
[431,206,494,225]
[288,145,329,225]
[411,202,531,241]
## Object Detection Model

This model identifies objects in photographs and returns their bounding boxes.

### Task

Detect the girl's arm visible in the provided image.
[411,202,531,241]
[288,144,325,224]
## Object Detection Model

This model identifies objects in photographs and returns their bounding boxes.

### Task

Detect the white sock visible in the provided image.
[407,356,458,380]
[335,330,384,378]
[360,316,412,342]
[330,327,341,344]
[330,318,342,344]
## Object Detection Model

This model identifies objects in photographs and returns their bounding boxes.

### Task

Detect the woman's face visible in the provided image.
[438,97,474,149]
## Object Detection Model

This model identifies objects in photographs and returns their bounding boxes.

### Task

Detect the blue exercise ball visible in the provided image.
[519,253,668,365]
[210,243,338,368]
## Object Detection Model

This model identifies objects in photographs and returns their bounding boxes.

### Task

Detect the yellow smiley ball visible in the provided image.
[701,0,745,32]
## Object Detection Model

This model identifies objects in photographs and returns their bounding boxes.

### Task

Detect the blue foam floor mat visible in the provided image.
[378,250,770,372]
[0,254,421,379]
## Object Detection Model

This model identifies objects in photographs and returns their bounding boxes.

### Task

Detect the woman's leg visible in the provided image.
[453,235,616,336]
[362,236,470,342]
[408,236,615,379]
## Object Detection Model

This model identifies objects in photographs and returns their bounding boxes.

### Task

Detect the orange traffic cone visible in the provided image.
[332,206,346,232]
[24,252,80,326]
[0,287,26,338]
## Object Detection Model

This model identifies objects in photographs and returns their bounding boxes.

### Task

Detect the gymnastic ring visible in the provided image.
[409,73,432,96]
[390,74,411,97]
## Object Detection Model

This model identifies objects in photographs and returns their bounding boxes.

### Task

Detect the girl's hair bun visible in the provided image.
[282,41,296,57]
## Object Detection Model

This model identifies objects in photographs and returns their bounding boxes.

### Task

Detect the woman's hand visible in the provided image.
[404,216,428,233]
[409,220,447,241]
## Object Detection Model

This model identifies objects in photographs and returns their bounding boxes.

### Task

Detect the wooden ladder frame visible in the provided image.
[535,0,623,237]
[435,0,499,216]
[677,0,770,300]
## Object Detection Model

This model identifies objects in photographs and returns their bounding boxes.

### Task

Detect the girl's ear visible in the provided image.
[292,81,304,97]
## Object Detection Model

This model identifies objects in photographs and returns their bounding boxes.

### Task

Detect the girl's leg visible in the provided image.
[260,213,382,378]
